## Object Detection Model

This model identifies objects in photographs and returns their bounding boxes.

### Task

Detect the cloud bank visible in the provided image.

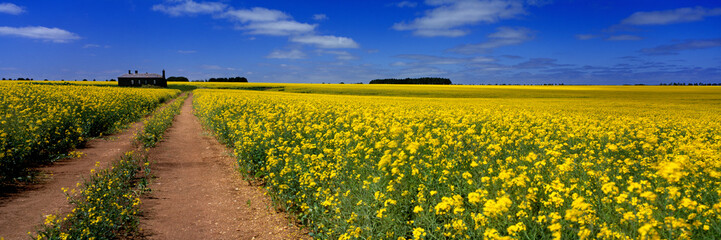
[0,2,24,15]
[448,26,534,54]
[266,49,306,59]
[641,39,721,55]
[152,0,226,16]
[153,0,359,52]
[0,26,80,42]
[622,7,721,25]
[392,0,527,37]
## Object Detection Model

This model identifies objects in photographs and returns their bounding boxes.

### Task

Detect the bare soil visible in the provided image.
[0,121,144,239]
[140,94,307,239]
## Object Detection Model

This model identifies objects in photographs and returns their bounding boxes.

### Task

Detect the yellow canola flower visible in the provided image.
[483,196,512,218]
[191,85,721,239]
[0,82,177,179]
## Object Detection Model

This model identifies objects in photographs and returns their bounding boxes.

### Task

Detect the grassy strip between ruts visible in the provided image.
[32,94,188,239]
[136,93,189,148]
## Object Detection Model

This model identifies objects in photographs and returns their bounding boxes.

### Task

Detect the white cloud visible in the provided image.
[394,54,495,66]
[641,38,721,55]
[221,7,316,36]
[448,26,534,54]
[575,34,597,40]
[83,43,110,48]
[0,2,24,15]
[201,64,236,70]
[201,64,222,70]
[266,49,306,59]
[525,0,552,7]
[393,0,526,37]
[317,50,357,60]
[152,0,227,16]
[396,1,418,8]
[223,7,289,22]
[291,35,359,48]
[0,26,80,43]
[622,7,721,25]
[313,14,328,20]
[243,21,316,36]
[606,35,643,41]
[153,1,359,49]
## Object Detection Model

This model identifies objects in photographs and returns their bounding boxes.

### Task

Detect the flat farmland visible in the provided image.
[193,85,721,239]
[2,82,720,239]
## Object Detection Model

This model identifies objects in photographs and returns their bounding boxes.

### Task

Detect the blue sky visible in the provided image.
[0,0,720,84]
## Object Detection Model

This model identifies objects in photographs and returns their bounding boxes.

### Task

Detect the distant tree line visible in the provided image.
[208,77,248,82]
[659,82,719,86]
[369,77,451,85]
[166,76,189,82]
[463,83,566,86]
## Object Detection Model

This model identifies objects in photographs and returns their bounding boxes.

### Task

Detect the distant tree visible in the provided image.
[369,77,451,85]
[82,79,88,81]
[207,76,248,82]
[93,79,96,81]
[1,78,4,80]
[167,76,190,82]
[44,79,48,81]
[18,78,25,80]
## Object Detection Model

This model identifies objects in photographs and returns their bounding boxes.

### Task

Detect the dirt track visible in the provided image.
[140,94,306,239]
[0,121,144,239]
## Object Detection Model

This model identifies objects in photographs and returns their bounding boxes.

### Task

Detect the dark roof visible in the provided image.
[118,73,163,78]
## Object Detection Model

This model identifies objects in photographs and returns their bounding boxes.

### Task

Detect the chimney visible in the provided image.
[162,69,166,79]
[128,70,131,74]
[135,70,138,74]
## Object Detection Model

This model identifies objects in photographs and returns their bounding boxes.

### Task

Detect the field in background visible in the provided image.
[194,85,721,239]
[14,80,721,101]
[169,82,721,101]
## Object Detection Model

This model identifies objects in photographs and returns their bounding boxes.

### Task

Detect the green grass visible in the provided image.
[136,94,188,148]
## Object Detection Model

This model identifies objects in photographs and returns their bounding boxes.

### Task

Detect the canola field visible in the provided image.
[0,82,178,180]
[194,86,721,240]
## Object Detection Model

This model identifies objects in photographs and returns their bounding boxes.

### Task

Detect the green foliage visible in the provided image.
[207,76,248,82]
[167,84,198,92]
[136,94,188,148]
[166,76,189,82]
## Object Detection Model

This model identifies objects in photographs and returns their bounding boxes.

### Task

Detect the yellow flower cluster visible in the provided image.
[35,151,151,239]
[193,86,721,239]
[0,82,178,180]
